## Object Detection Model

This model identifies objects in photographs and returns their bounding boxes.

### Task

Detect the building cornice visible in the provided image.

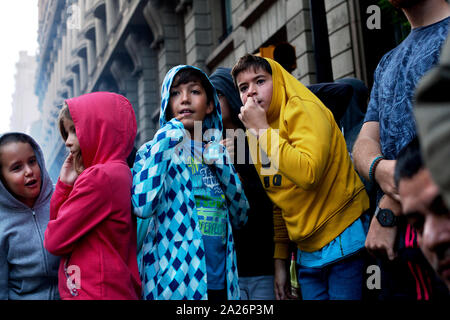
[87,0,143,93]
[35,0,66,96]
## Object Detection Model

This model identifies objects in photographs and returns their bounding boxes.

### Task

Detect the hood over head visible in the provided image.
[160,65,223,141]
[210,67,245,130]
[0,132,53,210]
[210,67,243,119]
[65,92,137,168]
[265,57,326,124]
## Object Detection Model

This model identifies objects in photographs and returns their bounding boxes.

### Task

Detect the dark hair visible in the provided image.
[0,132,36,186]
[231,54,272,87]
[0,133,37,171]
[273,43,297,73]
[166,68,215,120]
[127,146,137,169]
[0,132,34,148]
[172,68,214,103]
[394,137,424,188]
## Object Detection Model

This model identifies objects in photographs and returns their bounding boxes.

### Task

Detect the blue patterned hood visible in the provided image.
[132,65,249,300]
[159,64,223,141]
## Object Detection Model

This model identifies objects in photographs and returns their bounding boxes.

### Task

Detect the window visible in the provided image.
[221,0,233,39]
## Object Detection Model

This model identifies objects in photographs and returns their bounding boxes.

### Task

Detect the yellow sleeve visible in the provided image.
[273,205,290,259]
[259,97,332,190]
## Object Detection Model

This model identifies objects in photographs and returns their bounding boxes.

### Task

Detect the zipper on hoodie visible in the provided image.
[31,209,50,276]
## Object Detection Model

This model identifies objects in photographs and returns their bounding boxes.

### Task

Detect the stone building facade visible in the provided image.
[10,51,40,135]
[35,0,401,182]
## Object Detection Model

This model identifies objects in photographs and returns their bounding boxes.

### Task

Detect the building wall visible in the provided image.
[10,51,40,135]
[325,0,356,79]
[36,0,364,182]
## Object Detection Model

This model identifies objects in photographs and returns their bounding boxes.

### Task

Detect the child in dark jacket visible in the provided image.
[44,92,141,300]
[0,132,60,300]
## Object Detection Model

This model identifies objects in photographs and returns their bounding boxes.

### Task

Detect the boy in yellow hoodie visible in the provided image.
[232,54,370,300]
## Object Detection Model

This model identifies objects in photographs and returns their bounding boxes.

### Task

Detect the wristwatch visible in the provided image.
[375,206,398,227]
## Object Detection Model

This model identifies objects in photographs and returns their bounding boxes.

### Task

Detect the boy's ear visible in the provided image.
[206,100,214,115]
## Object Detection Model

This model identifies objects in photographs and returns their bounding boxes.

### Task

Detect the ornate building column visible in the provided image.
[125,32,159,146]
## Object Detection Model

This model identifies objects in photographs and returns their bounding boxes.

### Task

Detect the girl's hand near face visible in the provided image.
[60,153,80,186]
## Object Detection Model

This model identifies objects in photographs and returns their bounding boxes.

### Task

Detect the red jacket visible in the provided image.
[44,92,141,300]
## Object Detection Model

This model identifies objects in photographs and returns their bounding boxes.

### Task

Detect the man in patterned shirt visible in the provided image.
[353,0,450,299]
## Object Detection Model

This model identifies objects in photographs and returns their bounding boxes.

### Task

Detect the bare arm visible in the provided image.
[274,259,289,300]
[354,122,403,260]
[352,121,381,180]
[273,205,290,300]
[365,195,401,261]
[353,121,399,201]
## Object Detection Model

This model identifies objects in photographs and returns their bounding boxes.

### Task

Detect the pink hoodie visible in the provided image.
[44,92,141,300]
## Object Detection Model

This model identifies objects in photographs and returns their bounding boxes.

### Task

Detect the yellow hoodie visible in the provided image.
[247,58,369,256]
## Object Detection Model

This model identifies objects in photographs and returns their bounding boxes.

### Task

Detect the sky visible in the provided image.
[0,0,39,134]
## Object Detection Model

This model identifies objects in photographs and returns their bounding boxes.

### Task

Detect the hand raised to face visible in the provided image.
[238,97,270,136]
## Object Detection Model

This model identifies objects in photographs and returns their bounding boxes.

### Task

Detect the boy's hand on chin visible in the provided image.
[238,97,269,136]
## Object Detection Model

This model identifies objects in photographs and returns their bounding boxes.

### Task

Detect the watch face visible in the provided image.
[378,209,395,226]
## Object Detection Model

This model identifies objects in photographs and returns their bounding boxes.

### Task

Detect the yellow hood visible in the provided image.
[249,58,369,253]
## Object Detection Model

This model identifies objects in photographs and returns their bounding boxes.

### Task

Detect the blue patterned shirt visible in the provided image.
[364,17,450,160]
[189,140,227,290]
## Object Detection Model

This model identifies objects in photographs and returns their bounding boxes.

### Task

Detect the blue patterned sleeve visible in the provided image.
[132,119,186,218]
[208,142,249,229]
[364,91,379,123]
[364,53,391,123]
[365,70,381,123]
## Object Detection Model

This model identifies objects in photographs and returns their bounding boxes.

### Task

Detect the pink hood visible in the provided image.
[65,92,137,168]
[45,92,141,299]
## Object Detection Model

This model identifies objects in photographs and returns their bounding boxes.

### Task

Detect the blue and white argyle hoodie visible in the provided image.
[132,65,249,300]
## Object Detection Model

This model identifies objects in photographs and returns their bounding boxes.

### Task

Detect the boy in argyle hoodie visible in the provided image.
[132,65,249,300]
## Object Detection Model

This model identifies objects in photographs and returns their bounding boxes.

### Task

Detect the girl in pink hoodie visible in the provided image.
[44,92,141,300]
